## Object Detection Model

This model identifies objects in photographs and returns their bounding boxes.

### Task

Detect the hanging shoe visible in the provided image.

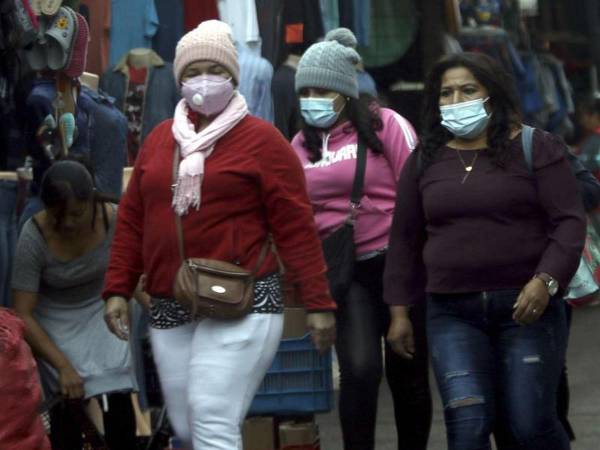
[45,6,77,71]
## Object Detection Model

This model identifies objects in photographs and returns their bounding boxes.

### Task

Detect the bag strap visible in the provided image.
[521,124,535,174]
[172,145,270,275]
[348,139,367,219]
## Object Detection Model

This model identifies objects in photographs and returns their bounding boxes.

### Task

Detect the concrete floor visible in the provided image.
[317,305,600,450]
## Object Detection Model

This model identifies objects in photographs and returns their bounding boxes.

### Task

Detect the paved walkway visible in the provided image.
[318,305,600,449]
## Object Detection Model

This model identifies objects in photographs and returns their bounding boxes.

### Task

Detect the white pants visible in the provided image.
[150,313,284,450]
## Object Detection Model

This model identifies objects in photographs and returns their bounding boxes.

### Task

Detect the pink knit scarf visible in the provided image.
[171,92,248,216]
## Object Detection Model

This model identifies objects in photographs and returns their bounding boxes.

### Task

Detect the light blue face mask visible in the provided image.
[300,96,342,128]
[440,97,491,139]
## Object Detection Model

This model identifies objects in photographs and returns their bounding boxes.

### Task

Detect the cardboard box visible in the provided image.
[242,417,275,450]
[278,420,320,449]
[282,307,308,339]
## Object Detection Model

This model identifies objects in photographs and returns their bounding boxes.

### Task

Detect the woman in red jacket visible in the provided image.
[102,20,336,450]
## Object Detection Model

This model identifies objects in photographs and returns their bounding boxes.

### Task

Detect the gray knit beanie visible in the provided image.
[324,27,358,49]
[295,28,361,99]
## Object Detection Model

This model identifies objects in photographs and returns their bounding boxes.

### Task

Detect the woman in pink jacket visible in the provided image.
[290,28,432,450]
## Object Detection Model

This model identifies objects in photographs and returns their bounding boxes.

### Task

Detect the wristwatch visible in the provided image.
[535,273,559,296]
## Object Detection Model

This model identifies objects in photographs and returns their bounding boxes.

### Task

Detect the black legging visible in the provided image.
[49,392,136,450]
[335,254,432,450]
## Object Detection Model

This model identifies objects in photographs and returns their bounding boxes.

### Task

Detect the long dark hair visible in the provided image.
[302,94,384,163]
[417,52,522,171]
[40,157,118,231]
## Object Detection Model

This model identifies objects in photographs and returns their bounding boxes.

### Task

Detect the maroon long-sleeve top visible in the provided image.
[384,129,586,306]
[102,116,336,311]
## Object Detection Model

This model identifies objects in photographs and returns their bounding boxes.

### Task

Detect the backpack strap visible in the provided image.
[521,124,535,174]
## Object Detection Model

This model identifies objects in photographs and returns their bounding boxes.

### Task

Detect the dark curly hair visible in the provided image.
[417,52,522,172]
[301,94,384,163]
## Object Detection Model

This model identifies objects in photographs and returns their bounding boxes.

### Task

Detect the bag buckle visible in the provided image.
[346,201,360,224]
[187,260,199,270]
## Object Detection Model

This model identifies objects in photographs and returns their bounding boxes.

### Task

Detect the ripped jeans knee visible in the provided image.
[437,370,496,449]
[442,371,487,411]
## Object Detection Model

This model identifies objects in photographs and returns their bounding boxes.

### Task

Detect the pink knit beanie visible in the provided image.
[173,20,240,85]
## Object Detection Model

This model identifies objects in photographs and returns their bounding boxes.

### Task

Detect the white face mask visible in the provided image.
[440,97,491,139]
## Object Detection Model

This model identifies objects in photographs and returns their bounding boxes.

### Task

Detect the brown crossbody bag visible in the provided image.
[171,146,270,320]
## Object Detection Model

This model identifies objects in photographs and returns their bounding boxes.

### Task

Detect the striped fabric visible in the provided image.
[392,111,417,150]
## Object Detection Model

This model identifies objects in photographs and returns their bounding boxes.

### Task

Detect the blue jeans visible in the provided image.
[0,181,17,308]
[427,289,570,450]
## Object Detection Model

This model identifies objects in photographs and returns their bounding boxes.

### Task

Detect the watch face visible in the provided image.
[548,279,559,296]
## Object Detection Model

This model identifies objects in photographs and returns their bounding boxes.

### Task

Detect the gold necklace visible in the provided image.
[455,150,479,184]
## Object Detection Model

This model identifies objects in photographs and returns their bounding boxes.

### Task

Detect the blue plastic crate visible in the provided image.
[248,333,334,416]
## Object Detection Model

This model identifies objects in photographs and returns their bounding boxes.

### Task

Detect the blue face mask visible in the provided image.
[440,97,490,139]
[300,96,342,128]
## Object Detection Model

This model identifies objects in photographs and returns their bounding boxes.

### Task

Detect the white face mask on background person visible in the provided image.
[181,74,234,116]
[440,97,491,139]
[300,95,343,128]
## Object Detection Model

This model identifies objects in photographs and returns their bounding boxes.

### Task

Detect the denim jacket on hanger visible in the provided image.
[99,50,180,143]
[23,79,127,198]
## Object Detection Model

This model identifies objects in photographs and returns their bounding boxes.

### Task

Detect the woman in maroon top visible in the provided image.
[383,52,585,450]
[102,20,336,449]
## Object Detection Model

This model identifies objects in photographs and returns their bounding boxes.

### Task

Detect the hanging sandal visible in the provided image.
[45,6,77,71]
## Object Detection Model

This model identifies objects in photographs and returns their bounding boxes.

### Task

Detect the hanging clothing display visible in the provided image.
[218,0,261,50]
[184,0,219,32]
[23,80,93,195]
[269,0,325,70]
[538,53,575,136]
[255,0,284,66]
[458,26,525,80]
[100,50,179,149]
[457,25,574,135]
[337,0,354,31]
[123,66,147,164]
[82,86,128,196]
[272,56,301,140]
[81,0,111,75]
[283,0,325,48]
[23,81,127,197]
[320,0,340,32]
[19,79,127,227]
[352,0,369,46]
[357,0,418,68]
[109,0,159,66]
[152,0,184,62]
[237,43,274,122]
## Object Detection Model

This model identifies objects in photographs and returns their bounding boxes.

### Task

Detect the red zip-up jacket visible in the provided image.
[102,115,336,311]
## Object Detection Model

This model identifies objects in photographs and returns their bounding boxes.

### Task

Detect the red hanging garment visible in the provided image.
[184,0,219,32]
[0,308,51,450]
